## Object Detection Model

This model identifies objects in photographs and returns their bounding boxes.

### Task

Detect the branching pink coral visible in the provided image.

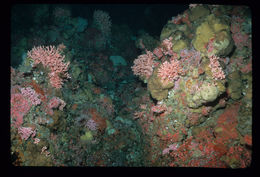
[151,103,167,113]
[27,45,70,89]
[11,93,32,128]
[161,37,174,56]
[153,47,163,59]
[20,87,41,105]
[157,58,182,86]
[48,97,66,111]
[18,126,36,140]
[179,49,201,67]
[209,55,225,80]
[162,143,179,155]
[44,97,66,116]
[131,51,155,80]
[86,119,98,131]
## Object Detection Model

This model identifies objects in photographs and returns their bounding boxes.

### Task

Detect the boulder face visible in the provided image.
[192,14,233,56]
[227,71,243,100]
[160,23,178,41]
[189,5,210,22]
[147,68,174,101]
[200,82,219,102]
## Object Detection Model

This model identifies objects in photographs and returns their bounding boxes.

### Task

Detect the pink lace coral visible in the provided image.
[27,45,70,89]
[157,57,182,86]
[20,87,41,105]
[161,37,174,56]
[48,97,66,114]
[86,119,98,131]
[131,51,155,80]
[209,55,225,80]
[18,126,36,140]
[11,93,32,128]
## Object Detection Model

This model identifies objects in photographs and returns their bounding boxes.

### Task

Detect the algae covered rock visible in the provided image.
[192,20,215,53]
[147,69,174,101]
[192,14,233,56]
[109,55,127,67]
[186,81,224,108]
[171,30,184,41]
[200,82,219,102]
[136,32,159,51]
[172,39,189,53]
[227,71,242,100]
[80,130,93,143]
[70,63,83,80]
[241,73,252,101]
[186,91,202,108]
[210,30,234,57]
[160,23,178,41]
[189,5,210,22]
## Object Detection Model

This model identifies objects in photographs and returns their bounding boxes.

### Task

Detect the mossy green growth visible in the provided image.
[80,130,93,142]
[147,68,174,101]
[136,33,159,51]
[82,86,94,101]
[47,110,65,131]
[192,20,214,54]
[242,72,252,100]
[171,30,184,41]
[211,30,234,56]
[192,14,232,56]
[200,82,219,102]
[189,5,210,22]
[172,39,189,53]
[227,71,242,100]
[186,80,223,108]
[215,80,226,93]
[160,23,178,41]
[70,64,82,80]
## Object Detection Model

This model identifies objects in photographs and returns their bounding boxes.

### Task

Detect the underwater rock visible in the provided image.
[47,110,65,131]
[147,69,174,101]
[160,23,178,41]
[192,14,233,56]
[187,81,223,108]
[171,30,184,41]
[74,17,88,33]
[172,39,189,53]
[212,30,234,56]
[136,32,159,51]
[227,70,242,100]
[109,55,127,67]
[192,19,214,54]
[70,63,83,81]
[189,5,210,22]
[200,82,219,102]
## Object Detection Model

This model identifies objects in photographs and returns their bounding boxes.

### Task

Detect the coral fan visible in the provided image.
[157,58,182,86]
[131,51,155,80]
[18,126,36,140]
[208,55,225,80]
[20,87,41,105]
[27,45,70,89]
[11,93,32,128]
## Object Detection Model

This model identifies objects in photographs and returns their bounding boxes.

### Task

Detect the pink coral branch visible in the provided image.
[27,45,70,89]
[131,51,155,80]
[208,55,225,80]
